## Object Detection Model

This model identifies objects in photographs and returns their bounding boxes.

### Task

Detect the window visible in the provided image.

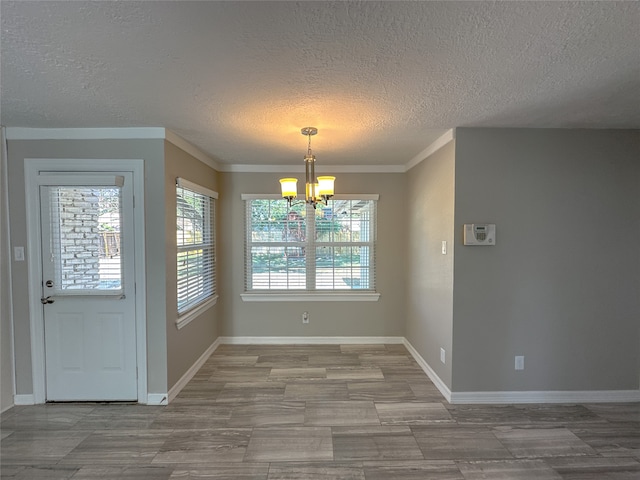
[176,178,217,315]
[243,195,377,298]
[47,184,124,295]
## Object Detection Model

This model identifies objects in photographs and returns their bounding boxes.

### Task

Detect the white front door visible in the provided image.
[39,172,137,401]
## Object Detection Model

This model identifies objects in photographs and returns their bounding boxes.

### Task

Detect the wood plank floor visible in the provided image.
[1,344,639,479]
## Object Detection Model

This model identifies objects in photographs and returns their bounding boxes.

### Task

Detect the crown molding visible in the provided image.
[5,127,166,140]
[5,127,455,173]
[405,128,455,171]
[217,131,456,173]
[5,127,220,171]
[164,130,220,171]
[218,163,406,173]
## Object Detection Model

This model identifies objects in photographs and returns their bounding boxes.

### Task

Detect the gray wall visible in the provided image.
[452,128,640,392]
[218,172,407,338]
[164,141,221,389]
[1,130,14,411]
[4,128,638,404]
[6,139,168,396]
[405,141,455,388]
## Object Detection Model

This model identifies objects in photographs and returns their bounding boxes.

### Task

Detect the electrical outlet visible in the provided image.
[302,311,309,324]
[14,246,25,261]
[441,241,447,255]
[515,355,524,370]
[440,348,446,364]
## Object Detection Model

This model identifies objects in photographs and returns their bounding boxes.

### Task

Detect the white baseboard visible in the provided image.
[168,337,222,403]
[13,336,635,407]
[401,339,640,404]
[450,389,640,404]
[145,393,168,406]
[402,339,452,402]
[13,394,35,405]
[219,336,405,345]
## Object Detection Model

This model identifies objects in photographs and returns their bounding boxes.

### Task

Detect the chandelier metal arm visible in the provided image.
[279,127,334,209]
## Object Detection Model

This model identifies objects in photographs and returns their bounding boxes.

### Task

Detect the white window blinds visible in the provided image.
[176,179,217,314]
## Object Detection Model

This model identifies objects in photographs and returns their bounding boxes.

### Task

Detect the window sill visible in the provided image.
[241,293,380,302]
[176,295,218,330]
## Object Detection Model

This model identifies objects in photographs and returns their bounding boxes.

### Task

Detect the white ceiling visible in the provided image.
[1,1,639,168]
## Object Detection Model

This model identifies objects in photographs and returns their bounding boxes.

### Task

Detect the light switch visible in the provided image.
[441,241,447,255]
[14,246,25,261]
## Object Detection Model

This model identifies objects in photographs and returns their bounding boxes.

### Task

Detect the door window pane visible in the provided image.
[49,186,123,293]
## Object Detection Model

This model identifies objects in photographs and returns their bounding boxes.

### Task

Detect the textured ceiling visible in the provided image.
[1,1,639,167]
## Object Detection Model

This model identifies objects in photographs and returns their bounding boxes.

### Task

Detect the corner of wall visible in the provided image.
[405,139,455,390]
[164,140,220,389]
[0,126,16,412]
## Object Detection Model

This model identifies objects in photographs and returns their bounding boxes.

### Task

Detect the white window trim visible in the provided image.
[177,177,219,199]
[176,295,219,329]
[241,293,380,302]
[243,194,379,301]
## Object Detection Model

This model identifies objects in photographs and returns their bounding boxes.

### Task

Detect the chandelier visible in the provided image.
[279,127,335,209]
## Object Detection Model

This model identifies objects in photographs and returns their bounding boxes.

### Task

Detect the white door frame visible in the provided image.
[24,158,148,404]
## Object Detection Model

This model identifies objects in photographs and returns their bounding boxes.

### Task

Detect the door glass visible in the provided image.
[47,186,123,295]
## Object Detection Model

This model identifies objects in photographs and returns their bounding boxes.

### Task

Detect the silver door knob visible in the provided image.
[40,296,54,304]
